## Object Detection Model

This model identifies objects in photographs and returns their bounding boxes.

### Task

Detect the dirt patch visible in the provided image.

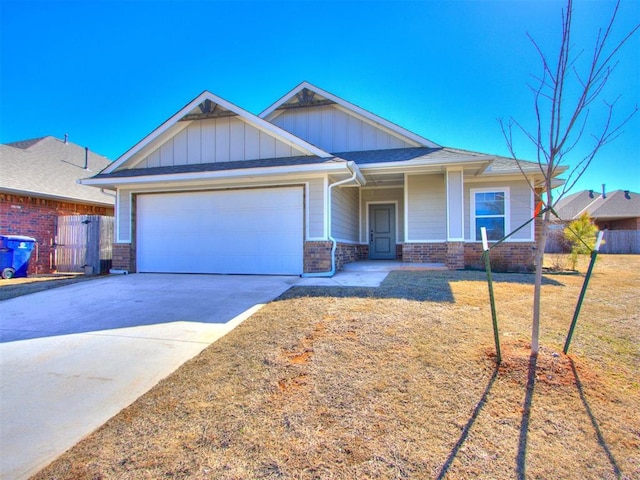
[32,255,640,479]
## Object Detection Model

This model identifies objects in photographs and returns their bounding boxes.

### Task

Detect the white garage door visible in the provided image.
[136,187,303,274]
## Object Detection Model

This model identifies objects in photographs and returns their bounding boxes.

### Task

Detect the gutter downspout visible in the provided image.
[302,161,363,278]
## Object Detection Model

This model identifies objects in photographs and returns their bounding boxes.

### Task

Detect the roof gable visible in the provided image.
[104,91,332,174]
[260,82,441,152]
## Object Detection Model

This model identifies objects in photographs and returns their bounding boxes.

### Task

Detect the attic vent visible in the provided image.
[624,190,631,199]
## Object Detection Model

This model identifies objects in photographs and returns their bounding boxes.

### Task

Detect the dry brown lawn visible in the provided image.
[0,273,96,301]
[33,255,639,479]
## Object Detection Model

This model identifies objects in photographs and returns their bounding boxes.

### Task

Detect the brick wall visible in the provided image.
[596,217,640,230]
[335,243,368,271]
[402,243,448,263]
[446,242,465,269]
[0,193,114,274]
[303,241,332,273]
[112,243,135,272]
[464,242,536,272]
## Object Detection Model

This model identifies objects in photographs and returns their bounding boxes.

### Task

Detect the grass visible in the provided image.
[33,255,639,479]
[0,273,98,301]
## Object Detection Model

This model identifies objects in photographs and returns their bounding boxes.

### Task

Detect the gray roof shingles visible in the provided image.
[96,155,345,178]
[1,136,114,205]
[92,146,537,180]
[555,189,640,220]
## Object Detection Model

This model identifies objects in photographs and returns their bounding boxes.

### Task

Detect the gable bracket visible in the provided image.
[277,88,336,110]
[179,99,238,121]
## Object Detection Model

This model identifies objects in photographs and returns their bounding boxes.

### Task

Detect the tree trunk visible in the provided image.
[531,209,550,354]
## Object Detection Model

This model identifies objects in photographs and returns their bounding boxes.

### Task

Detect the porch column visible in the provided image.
[446,168,464,240]
[446,168,465,269]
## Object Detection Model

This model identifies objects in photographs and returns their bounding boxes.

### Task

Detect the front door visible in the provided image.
[369,204,396,260]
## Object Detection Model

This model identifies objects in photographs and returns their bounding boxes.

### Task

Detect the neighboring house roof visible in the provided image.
[0,136,114,206]
[555,189,640,221]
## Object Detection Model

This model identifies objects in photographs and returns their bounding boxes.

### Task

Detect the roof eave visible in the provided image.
[359,158,492,174]
[81,161,356,189]
[0,187,115,207]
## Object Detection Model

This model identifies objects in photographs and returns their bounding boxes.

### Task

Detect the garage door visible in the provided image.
[136,187,303,274]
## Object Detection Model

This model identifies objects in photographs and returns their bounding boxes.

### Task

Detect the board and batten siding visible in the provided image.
[307,177,326,239]
[361,188,404,243]
[272,106,414,153]
[406,174,447,241]
[331,185,360,242]
[132,117,309,168]
[464,180,534,241]
[116,188,133,243]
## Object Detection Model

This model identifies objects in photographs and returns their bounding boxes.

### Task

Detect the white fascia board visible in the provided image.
[105,91,332,175]
[259,81,309,118]
[260,81,441,149]
[81,162,353,188]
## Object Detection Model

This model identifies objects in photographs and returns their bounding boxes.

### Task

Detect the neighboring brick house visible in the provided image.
[547,188,640,254]
[555,188,640,230]
[1,136,114,274]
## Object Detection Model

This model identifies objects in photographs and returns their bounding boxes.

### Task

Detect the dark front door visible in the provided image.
[369,204,396,260]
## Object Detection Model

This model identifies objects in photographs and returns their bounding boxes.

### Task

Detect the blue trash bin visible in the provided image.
[0,235,37,279]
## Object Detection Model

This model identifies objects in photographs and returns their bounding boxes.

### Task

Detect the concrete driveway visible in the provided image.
[0,273,298,480]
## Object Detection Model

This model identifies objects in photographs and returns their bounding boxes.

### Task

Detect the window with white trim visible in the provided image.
[471,188,509,241]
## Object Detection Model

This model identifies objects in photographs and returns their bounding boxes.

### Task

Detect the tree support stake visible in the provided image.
[481,227,501,365]
[563,231,605,354]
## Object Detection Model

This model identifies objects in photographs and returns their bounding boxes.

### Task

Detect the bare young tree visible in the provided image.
[500,0,639,354]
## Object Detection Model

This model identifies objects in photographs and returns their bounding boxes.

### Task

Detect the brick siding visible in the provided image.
[335,243,369,271]
[303,241,332,273]
[446,242,465,269]
[596,217,640,230]
[464,242,536,272]
[112,243,135,272]
[402,243,448,263]
[0,193,114,274]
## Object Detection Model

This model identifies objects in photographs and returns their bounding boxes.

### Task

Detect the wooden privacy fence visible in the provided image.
[545,229,640,254]
[599,230,640,254]
[55,215,114,273]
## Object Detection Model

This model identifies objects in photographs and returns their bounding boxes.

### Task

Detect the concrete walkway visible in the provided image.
[0,274,297,480]
[297,260,446,287]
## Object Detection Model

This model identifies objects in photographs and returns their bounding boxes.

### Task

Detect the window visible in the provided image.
[472,189,509,241]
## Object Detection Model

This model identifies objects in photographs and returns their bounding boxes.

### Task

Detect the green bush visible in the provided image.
[563,212,603,270]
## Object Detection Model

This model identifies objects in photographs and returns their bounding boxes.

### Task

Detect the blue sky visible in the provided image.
[1,0,638,194]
